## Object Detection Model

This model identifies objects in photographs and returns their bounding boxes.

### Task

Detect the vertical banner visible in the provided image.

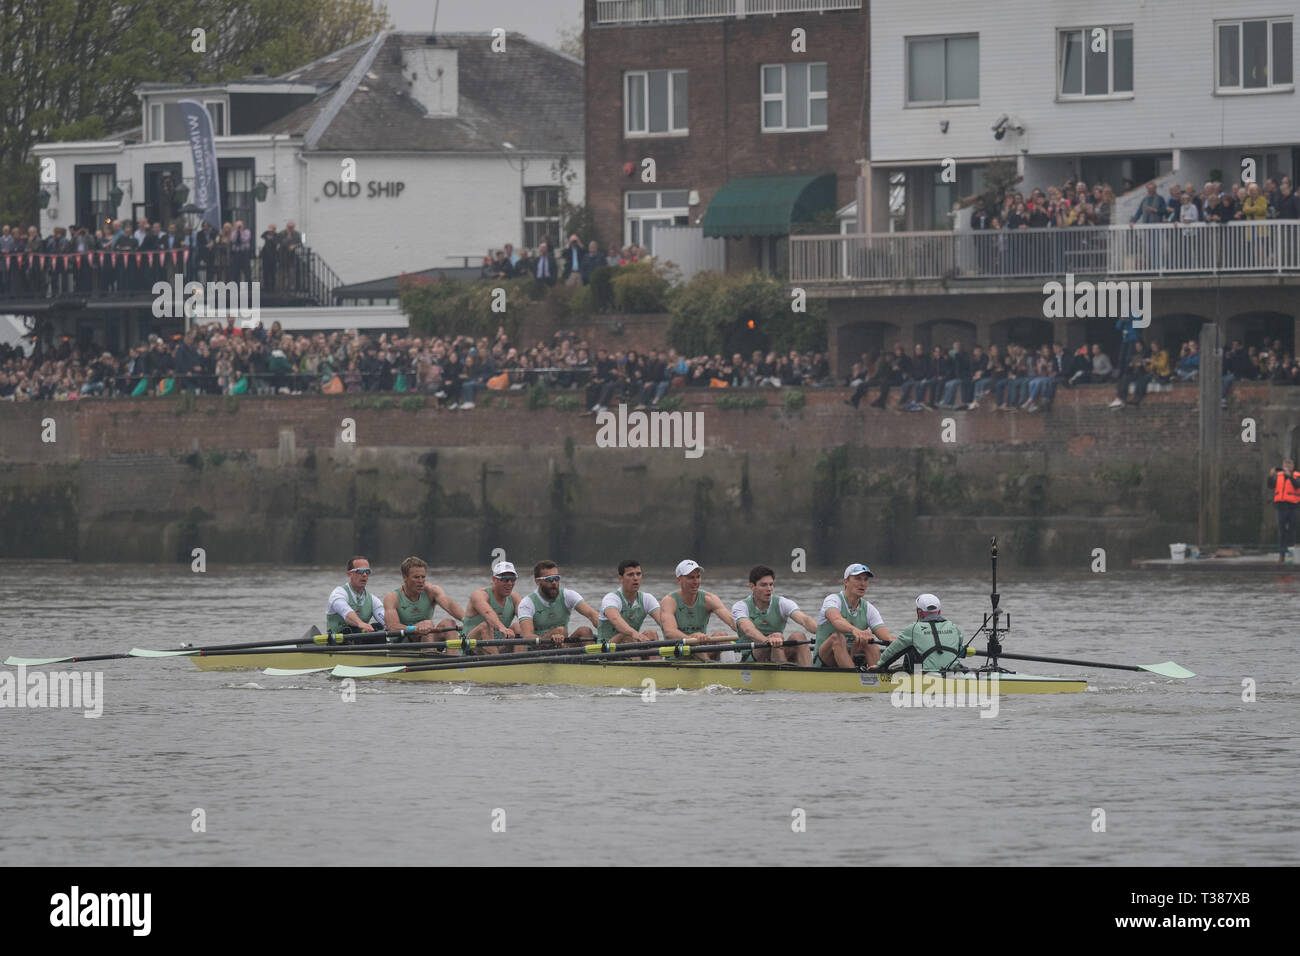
[179,99,222,230]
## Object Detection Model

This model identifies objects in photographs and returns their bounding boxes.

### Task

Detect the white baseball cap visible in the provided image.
[843,563,874,579]
[916,593,942,614]
[675,559,702,577]
[492,561,517,578]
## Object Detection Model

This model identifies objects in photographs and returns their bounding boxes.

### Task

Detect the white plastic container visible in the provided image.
[1169,543,1187,561]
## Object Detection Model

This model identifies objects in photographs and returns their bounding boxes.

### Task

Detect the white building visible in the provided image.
[31,31,585,288]
[861,0,1297,231]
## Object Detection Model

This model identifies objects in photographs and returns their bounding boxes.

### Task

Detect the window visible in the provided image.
[906,35,979,105]
[624,70,688,135]
[1216,18,1293,90]
[624,189,690,254]
[761,63,828,131]
[204,101,226,136]
[149,104,163,142]
[219,162,255,233]
[76,166,116,231]
[1059,27,1133,97]
[523,186,562,249]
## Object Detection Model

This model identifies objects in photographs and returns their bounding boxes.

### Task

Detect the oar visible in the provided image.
[330,639,812,679]
[4,626,323,667]
[128,626,429,658]
[203,633,557,660]
[964,648,1195,679]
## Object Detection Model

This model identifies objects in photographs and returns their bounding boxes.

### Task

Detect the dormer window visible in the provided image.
[203,101,226,136]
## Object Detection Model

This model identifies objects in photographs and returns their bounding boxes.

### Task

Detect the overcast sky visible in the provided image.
[381,0,584,50]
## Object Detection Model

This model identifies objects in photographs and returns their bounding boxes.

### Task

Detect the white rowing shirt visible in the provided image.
[731,596,799,622]
[516,588,585,620]
[815,593,883,630]
[326,585,387,626]
[599,590,660,616]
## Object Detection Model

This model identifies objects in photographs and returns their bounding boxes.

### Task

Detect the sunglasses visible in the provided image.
[349,568,373,575]
[494,575,517,582]
[538,575,561,583]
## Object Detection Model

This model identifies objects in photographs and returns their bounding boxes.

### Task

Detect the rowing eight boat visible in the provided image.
[189,651,1085,693]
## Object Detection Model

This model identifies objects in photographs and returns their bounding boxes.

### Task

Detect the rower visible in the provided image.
[596,559,664,647]
[658,559,737,657]
[381,556,465,644]
[515,560,600,646]
[325,556,387,637]
[873,593,965,673]
[813,563,894,668]
[731,565,817,665]
[461,561,519,654]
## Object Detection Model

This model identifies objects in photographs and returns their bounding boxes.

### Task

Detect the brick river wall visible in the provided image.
[0,383,1294,568]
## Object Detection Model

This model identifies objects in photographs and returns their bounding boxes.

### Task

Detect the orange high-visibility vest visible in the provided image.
[1275,470,1300,504]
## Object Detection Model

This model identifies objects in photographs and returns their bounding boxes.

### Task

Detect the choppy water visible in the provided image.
[1,561,1297,865]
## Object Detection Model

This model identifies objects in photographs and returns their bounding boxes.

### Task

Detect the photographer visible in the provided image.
[1268,459,1300,563]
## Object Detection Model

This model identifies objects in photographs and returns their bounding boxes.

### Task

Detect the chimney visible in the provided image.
[403,43,458,117]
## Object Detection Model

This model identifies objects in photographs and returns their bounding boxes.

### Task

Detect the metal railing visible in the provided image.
[594,0,859,24]
[789,221,1300,283]
[0,246,343,306]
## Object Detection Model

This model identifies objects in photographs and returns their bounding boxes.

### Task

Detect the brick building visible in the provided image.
[583,0,867,274]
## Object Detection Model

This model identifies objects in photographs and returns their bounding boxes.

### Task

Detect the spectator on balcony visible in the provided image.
[1178,189,1203,223]
[1204,191,1228,223]
[580,240,603,285]
[260,225,279,290]
[1277,181,1300,219]
[969,198,992,230]
[231,220,252,284]
[133,218,149,246]
[1131,182,1167,224]
[280,221,303,292]
[1238,183,1267,222]
[534,239,557,286]
[560,235,584,286]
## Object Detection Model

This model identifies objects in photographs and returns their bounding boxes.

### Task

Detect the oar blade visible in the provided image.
[1139,661,1196,679]
[5,656,74,666]
[263,666,334,676]
[332,664,406,679]
[129,648,198,658]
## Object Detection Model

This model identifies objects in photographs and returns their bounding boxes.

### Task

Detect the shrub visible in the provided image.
[588,265,616,310]
[400,276,529,341]
[784,389,806,412]
[656,394,685,411]
[611,260,669,313]
[400,395,425,412]
[551,394,580,411]
[526,382,550,410]
[667,270,827,357]
[716,394,768,411]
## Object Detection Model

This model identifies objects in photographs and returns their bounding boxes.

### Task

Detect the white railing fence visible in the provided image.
[790,221,1300,283]
[595,0,860,25]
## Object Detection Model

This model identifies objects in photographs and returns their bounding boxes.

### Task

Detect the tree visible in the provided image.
[0,0,391,225]
[555,11,583,61]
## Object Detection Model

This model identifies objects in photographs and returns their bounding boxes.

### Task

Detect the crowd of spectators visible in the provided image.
[845,325,1299,415]
[477,236,651,287]
[967,175,1299,232]
[0,217,308,297]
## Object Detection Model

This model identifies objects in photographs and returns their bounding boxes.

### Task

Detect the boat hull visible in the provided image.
[192,653,1086,693]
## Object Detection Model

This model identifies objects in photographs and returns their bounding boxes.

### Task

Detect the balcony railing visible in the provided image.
[0,247,342,307]
[594,0,860,25]
[789,222,1300,284]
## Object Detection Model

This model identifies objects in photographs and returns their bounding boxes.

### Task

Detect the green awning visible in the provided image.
[701,173,837,239]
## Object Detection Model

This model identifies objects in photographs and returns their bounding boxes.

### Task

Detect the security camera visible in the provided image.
[991,114,1009,133]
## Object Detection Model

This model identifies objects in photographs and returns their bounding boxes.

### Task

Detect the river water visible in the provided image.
[1,560,1297,866]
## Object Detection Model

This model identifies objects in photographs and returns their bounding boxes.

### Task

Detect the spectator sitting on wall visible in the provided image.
[1067,345,1092,385]
[1176,340,1200,381]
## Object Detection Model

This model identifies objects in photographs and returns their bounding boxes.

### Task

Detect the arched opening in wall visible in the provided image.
[1151,313,1211,355]
[919,319,978,353]
[835,319,899,377]
[989,316,1056,351]
[1226,311,1295,356]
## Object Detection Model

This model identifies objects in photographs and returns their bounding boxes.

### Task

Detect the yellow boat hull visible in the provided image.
[193,652,1086,694]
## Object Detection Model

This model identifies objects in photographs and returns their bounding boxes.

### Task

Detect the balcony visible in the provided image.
[594,0,861,25]
[789,222,1300,285]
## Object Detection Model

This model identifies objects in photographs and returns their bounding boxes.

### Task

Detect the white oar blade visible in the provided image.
[1140,661,1196,679]
[332,664,407,679]
[129,648,198,658]
[263,666,334,676]
[5,656,74,666]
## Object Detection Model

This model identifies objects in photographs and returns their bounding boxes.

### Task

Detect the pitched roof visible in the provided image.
[301,32,583,154]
